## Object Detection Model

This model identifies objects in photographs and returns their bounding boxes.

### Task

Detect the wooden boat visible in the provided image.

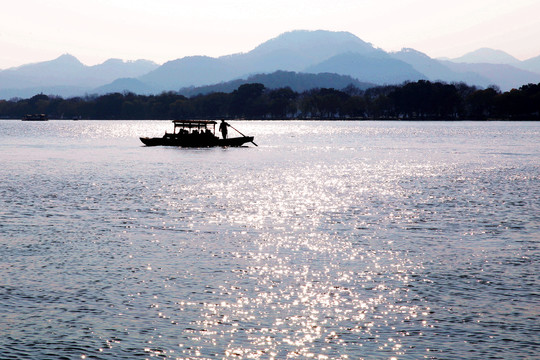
[22,114,48,121]
[140,120,256,147]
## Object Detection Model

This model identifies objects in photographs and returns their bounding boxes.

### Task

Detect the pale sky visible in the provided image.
[1,0,539,69]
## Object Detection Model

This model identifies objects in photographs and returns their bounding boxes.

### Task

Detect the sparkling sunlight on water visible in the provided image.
[0,120,538,359]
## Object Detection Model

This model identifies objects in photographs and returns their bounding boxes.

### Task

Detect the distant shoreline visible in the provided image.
[1,81,539,121]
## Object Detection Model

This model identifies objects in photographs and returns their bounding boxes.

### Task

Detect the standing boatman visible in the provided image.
[219,119,229,139]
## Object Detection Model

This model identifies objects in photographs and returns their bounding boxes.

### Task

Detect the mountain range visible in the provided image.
[1,30,540,100]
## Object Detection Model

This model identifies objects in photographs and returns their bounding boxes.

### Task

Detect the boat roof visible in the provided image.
[173,120,217,128]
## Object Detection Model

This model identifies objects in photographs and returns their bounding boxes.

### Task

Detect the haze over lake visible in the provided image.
[1,120,538,359]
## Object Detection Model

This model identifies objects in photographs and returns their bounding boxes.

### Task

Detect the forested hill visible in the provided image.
[1,81,539,120]
[176,71,374,97]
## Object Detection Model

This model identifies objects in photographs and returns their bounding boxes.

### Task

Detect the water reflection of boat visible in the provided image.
[22,114,48,121]
[140,120,255,147]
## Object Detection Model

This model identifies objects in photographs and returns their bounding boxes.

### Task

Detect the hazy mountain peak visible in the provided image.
[56,53,80,60]
[132,59,159,66]
[223,29,382,74]
[94,58,157,69]
[101,58,124,65]
[394,48,431,59]
[51,53,85,66]
[452,48,520,64]
[250,30,377,56]
[275,29,362,43]
[161,55,217,66]
[97,58,158,67]
[7,53,83,71]
[9,53,85,75]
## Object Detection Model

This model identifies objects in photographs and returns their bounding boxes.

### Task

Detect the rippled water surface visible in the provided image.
[1,120,538,359]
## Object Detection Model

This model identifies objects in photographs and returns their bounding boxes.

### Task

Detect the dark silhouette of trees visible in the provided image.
[466,87,499,119]
[93,92,124,119]
[343,96,367,118]
[1,81,539,120]
[388,80,461,119]
[268,87,297,118]
[313,88,349,118]
[230,83,267,118]
[191,92,230,119]
[495,83,540,119]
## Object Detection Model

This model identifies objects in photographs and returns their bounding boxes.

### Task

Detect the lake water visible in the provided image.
[0,120,538,359]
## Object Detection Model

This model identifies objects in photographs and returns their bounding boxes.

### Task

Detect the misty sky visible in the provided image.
[1,0,539,69]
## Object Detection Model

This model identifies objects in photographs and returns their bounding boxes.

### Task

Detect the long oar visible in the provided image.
[229,124,258,146]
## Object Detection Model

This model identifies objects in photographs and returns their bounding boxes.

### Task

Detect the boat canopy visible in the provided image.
[172,120,217,134]
[173,120,217,128]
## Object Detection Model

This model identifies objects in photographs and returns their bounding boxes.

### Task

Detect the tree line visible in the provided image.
[1,80,539,120]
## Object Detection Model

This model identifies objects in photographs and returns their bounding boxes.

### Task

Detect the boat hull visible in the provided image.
[22,114,48,121]
[140,136,254,147]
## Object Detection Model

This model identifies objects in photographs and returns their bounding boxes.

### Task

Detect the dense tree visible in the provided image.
[268,87,297,118]
[314,88,349,118]
[230,83,267,118]
[466,87,499,119]
[191,92,231,119]
[388,81,462,119]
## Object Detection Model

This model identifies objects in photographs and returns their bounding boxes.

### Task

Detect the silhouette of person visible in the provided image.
[219,119,229,139]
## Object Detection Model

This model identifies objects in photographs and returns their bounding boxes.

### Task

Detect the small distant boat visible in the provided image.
[22,114,48,121]
[140,120,256,147]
